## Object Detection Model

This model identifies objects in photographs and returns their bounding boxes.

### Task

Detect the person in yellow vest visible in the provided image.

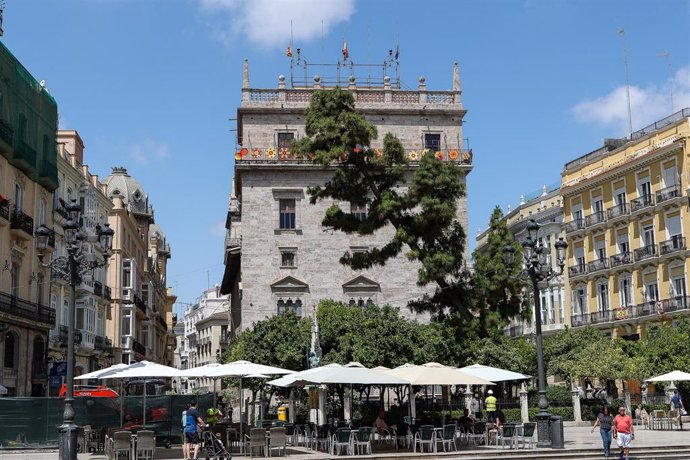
[485,389,497,422]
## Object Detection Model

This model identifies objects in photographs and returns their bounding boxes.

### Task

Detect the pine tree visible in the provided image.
[292,88,471,325]
[472,206,529,335]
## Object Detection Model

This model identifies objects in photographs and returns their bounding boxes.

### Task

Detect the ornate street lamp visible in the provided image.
[503,219,567,448]
[35,199,114,460]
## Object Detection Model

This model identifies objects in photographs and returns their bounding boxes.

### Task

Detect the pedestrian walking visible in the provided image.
[671,390,685,430]
[470,393,481,420]
[183,400,207,460]
[591,406,613,458]
[613,406,634,460]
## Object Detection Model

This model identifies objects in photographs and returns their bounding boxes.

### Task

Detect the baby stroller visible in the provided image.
[202,427,231,460]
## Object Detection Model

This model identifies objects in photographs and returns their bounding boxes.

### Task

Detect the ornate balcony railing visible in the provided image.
[10,207,33,235]
[656,184,682,205]
[659,236,686,256]
[132,339,146,356]
[568,263,588,277]
[610,251,633,268]
[234,146,473,165]
[93,281,103,297]
[565,218,586,233]
[607,202,629,220]
[590,309,612,324]
[570,312,590,327]
[134,294,147,315]
[0,117,14,147]
[588,259,609,273]
[157,315,167,331]
[103,286,112,301]
[630,194,654,213]
[0,291,55,326]
[634,244,657,261]
[585,211,606,227]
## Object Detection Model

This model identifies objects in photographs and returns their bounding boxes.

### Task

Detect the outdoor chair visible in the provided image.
[669,410,680,428]
[331,427,352,455]
[352,427,372,455]
[302,424,315,449]
[518,422,536,448]
[246,427,267,458]
[652,410,669,430]
[135,430,155,460]
[314,425,331,451]
[268,427,287,457]
[80,425,92,453]
[497,424,517,449]
[284,423,297,446]
[112,431,133,460]
[438,423,457,452]
[469,421,487,446]
[413,424,435,453]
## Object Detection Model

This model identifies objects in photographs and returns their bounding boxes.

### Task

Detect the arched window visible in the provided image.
[348,298,356,307]
[366,298,374,307]
[4,332,16,369]
[357,298,365,307]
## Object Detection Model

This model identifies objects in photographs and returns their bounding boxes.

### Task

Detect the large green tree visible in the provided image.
[292,89,472,329]
[472,206,529,335]
[631,318,690,380]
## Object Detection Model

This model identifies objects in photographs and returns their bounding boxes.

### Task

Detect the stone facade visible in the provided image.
[221,59,472,334]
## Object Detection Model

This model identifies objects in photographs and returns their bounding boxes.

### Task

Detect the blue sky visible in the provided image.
[4,0,689,316]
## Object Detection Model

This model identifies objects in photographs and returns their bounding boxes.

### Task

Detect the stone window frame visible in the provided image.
[279,247,298,269]
[272,189,304,234]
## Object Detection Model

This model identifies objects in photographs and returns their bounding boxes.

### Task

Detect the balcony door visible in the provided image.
[662,165,678,188]
[642,225,655,248]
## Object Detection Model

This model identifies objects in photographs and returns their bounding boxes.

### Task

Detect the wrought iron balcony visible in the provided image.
[103,286,112,301]
[588,258,609,273]
[132,339,146,356]
[610,251,633,268]
[659,236,686,256]
[607,202,629,220]
[630,194,654,213]
[565,218,586,233]
[634,244,657,262]
[157,315,167,331]
[656,184,682,205]
[570,312,590,327]
[590,309,612,324]
[134,294,147,315]
[94,281,103,297]
[0,291,55,326]
[0,117,14,149]
[585,211,606,227]
[568,263,588,277]
[10,207,34,237]
[94,335,113,351]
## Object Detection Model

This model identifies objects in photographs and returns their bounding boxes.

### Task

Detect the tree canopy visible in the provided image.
[292,88,471,324]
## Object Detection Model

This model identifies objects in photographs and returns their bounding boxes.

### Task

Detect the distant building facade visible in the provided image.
[102,167,173,364]
[475,183,567,338]
[220,58,472,336]
[180,287,228,393]
[0,41,58,396]
[561,109,690,340]
[46,130,114,395]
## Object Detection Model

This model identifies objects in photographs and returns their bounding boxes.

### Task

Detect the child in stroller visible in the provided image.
[202,427,231,460]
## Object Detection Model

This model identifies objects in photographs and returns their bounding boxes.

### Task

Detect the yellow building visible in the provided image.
[561,109,689,339]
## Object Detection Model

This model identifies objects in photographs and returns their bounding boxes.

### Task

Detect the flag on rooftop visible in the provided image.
[286,45,293,58]
[342,40,349,60]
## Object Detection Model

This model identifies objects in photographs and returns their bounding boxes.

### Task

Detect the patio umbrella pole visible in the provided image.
[239,377,244,443]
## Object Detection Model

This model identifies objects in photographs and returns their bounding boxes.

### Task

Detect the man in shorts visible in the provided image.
[183,400,206,460]
[612,406,634,460]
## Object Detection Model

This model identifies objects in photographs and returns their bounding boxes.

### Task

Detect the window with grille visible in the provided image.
[278,132,294,150]
[351,203,367,221]
[424,133,441,151]
[277,298,302,316]
[281,251,296,267]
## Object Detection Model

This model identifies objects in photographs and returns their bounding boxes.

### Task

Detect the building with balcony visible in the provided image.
[561,108,690,340]
[180,287,228,393]
[46,130,114,395]
[102,167,173,364]
[0,41,58,396]
[219,58,472,336]
[475,182,567,338]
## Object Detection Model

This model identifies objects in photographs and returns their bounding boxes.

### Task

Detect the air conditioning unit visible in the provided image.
[122,289,133,302]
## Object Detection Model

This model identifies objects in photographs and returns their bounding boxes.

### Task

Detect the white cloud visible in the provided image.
[130,141,170,166]
[198,0,356,48]
[572,65,690,135]
[209,220,227,237]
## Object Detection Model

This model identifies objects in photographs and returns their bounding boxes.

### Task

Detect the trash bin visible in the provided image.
[550,415,564,449]
[278,405,287,422]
